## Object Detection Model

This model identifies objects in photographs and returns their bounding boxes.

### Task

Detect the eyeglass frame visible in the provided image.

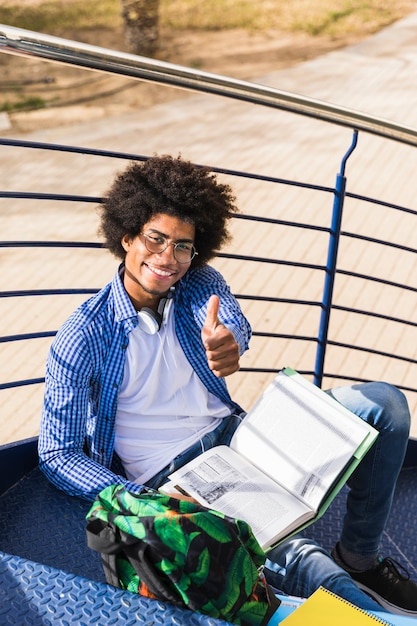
[139,231,198,263]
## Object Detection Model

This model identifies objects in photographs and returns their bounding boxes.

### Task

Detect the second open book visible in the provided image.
[161,368,378,551]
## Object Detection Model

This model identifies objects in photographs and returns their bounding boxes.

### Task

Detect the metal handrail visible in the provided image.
[1,24,417,146]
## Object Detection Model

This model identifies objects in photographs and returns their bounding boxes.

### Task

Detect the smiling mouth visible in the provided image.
[145,262,176,278]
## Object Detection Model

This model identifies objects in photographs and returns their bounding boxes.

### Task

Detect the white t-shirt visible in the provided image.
[114,300,230,484]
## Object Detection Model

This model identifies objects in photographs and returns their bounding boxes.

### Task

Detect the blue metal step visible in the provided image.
[2,462,417,623]
[0,550,231,625]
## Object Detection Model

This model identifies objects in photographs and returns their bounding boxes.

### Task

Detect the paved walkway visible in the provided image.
[1,13,417,444]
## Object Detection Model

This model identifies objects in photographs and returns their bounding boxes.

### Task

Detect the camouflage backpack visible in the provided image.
[86,485,280,625]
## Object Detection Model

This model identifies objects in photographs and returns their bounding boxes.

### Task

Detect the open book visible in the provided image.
[161,368,378,551]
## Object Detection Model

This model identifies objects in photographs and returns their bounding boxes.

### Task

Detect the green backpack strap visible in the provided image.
[86,516,181,605]
[86,517,127,589]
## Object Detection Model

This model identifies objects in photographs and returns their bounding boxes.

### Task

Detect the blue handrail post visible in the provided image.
[313,130,359,387]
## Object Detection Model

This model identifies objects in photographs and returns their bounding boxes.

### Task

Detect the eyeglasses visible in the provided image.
[140,232,198,263]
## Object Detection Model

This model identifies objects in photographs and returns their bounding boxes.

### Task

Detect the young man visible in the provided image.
[39,155,417,616]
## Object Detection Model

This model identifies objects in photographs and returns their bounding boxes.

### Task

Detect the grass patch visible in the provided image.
[0,96,46,112]
[0,0,415,36]
[161,0,264,30]
[0,0,122,34]
[287,1,415,36]
[160,0,416,34]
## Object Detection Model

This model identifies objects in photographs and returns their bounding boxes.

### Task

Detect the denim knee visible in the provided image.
[328,381,410,438]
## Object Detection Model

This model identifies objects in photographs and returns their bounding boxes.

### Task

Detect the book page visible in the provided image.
[167,445,313,550]
[231,371,375,511]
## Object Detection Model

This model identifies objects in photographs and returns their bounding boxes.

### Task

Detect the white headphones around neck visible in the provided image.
[137,287,175,335]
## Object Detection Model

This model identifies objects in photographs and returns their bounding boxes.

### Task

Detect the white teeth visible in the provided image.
[148,264,173,277]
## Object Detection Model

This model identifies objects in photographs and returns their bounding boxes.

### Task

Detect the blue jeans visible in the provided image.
[145,413,244,490]
[147,382,410,611]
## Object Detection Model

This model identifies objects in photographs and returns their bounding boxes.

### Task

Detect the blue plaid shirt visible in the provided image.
[39,264,251,501]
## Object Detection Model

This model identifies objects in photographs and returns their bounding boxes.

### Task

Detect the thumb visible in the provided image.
[204,295,220,331]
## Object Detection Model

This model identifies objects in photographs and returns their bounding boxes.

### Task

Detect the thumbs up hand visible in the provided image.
[201,295,240,378]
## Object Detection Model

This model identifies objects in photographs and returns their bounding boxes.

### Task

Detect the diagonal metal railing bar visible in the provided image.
[340,231,417,255]
[0,289,99,298]
[233,214,331,232]
[345,191,417,216]
[314,373,417,395]
[1,25,417,146]
[216,252,326,271]
[248,334,417,365]
[0,241,103,249]
[234,294,323,307]
[336,269,417,294]
[326,340,417,365]
[0,137,335,193]
[0,191,101,203]
[0,332,57,344]
[331,305,417,329]
[0,378,44,390]
[0,137,147,161]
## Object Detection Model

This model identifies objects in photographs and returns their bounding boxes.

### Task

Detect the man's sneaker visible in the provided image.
[332,543,417,616]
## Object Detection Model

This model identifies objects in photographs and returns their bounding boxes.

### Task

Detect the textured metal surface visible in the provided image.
[0,551,231,625]
[2,466,417,579]
[0,468,233,624]
[1,464,417,624]
[0,467,104,581]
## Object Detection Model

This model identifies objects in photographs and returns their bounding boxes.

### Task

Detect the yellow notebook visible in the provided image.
[280,587,393,625]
